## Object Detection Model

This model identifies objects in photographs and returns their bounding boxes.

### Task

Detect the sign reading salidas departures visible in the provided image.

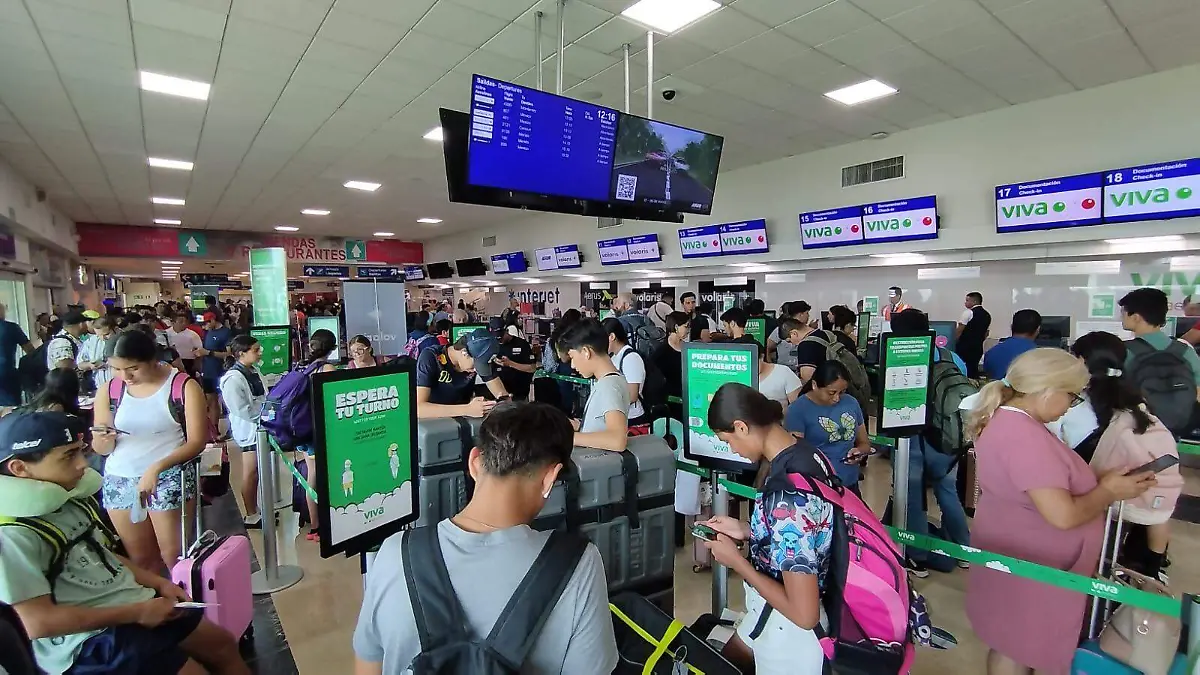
[312,365,418,558]
[681,341,759,473]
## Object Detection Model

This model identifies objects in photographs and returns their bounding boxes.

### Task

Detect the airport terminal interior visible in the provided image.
[4,0,1200,673]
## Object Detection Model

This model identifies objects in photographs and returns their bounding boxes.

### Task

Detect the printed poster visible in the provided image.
[682,343,758,471]
[880,334,932,434]
[250,327,290,376]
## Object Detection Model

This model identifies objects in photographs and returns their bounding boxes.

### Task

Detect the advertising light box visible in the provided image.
[1103,158,1200,224]
[799,206,865,249]
[719,219,768,255]
[490,251,527,274]
[534,244,581,271]
[597,237,630,265]
[862,196,938,244]
[996,173,1103,233]
[626,234,661,263]
[679,225,723,259]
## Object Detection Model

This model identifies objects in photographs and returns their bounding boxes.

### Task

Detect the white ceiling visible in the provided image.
[2,0,1199,242]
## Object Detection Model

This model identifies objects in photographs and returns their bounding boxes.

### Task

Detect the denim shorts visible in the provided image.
[66,609,203,675]
[102,465,198,511]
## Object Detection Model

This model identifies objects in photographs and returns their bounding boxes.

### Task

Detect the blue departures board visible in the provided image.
[1103,158,1200,223]
[467,75,618,201]
[995,173,1103,233]
[490,251,528,274]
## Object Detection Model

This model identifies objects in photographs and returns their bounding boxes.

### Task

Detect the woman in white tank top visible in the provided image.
[92,329,208,574]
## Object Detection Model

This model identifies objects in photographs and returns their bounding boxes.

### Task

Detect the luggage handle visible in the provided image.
[1088,501,1127,640]
[180,457,206,561]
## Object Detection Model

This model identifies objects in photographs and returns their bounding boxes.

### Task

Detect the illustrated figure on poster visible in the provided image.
[388,443,399,480]
[342,459,355,496]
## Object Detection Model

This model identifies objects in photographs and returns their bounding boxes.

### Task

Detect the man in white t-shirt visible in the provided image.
[612,342,646,423]
[165,313,203,376]
[647,291,674,331]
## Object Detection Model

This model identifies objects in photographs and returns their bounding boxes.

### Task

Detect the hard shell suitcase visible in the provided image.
[412,417,483,529]
[170,459,255,643]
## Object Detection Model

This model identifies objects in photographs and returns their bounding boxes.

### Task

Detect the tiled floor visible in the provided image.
[227,450,1200,674]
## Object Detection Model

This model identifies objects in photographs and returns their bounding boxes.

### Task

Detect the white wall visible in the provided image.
[0,157,77,260]
[424,63,1200,274]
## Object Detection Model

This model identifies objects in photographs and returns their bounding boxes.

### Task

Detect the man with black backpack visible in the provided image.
[1119,288,1200,436]
[352,403,617,675]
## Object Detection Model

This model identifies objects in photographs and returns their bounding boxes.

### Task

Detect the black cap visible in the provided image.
[62,310,89,326]
[0,411,86,464]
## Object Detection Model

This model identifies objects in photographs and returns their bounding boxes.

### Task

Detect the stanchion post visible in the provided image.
[251,428,304,594]
[711,472,728,616]
[892,437,910,558]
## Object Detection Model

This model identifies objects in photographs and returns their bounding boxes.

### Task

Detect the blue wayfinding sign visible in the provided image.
[303,265,350,278]
[356,266,402,279]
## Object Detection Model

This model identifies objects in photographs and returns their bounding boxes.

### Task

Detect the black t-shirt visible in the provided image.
[497,336,534,399]
[795,330,828,370]
[415,346,474,405]
[834,331,857,354]
[689,312,712,342]
[652,343,683,398]
[958,306,991,354]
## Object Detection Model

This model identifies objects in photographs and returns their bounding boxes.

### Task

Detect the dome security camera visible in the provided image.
[661,89,677,101]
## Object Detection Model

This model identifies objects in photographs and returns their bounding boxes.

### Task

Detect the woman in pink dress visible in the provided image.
[964,348,1156,675]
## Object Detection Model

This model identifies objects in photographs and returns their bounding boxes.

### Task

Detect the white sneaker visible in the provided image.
[243,513,262,529]
[957,560,970,569]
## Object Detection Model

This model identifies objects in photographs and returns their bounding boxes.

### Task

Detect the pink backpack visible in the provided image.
[757,442,930,673]
[1090,409,1183,526]
[108,371,220,443]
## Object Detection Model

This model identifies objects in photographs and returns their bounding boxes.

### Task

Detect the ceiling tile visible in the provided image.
[287,60,365,96]
[723,29,810,70]
[1007,4,1122,54]
[456,49,532,81]
[557,45,619,79]
[1039,31,1152,90]
[317,6,409,52]
[1108,0,1196,27]
[730,0,837,27]
[129,0,227,41]
[573,16,649,54]
[884,0,991,42]
[630,36,715,75]
[948,43,1050,82]
[675,7,768,53]
[817,20,909,64]
[302,37,389,74]
[454,0,538,21]
[331,0,437,29]
[26,0,132,47]
[982,69,1075,104]
[1130,8,1200,70]
[0,2,33,27]
[850,0,928,21]
[388,31,475,69]
[757,47,848,87]
[993,0,1108,35]
[541,0,615,45]
[848,43,940,79]
[132,24,221,82]
[229,0,332,35]
[415,1,508,46]
[777,1,874,46]
[61,77,142,122]
[916,18,1014,59]
[480,22,537,59]
[223,16,311,66]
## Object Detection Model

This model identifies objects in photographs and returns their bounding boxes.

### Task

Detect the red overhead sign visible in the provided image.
[76,223,423,264]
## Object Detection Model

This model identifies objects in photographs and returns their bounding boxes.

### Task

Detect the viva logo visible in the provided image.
[681,239,719,250]
[803,224,857,238]
[865,217,932,232]
[363,506,385,523]
[1109,187,1193,208]
[1001,198,1096,219]
[1090,580,1120,596]
[1131,272,1200,297]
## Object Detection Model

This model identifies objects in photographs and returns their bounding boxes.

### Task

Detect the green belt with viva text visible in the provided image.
[673,461,1185,619]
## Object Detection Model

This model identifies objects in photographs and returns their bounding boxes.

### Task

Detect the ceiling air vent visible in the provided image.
[482,235,497,247]
[842,155,904,188]
[598,217,622,229]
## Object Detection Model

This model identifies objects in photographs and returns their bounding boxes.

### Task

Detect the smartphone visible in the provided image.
[1125,456,1179,476]
[690,523,718,542]
[89,425,128,435]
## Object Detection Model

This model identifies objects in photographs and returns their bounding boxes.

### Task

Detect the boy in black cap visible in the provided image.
[414,328,511,419]
[490,317,536,401]
[0,411,249,675]
[46,311,87,372]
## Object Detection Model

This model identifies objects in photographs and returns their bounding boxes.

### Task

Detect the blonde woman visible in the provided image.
[964,348,1156,675]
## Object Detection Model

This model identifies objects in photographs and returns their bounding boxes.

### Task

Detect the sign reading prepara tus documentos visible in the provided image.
[995,173,1102,233]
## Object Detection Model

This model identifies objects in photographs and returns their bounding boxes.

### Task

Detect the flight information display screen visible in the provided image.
[490,251,528,274]
[467,75,618,201]
[1103,158,1200,224]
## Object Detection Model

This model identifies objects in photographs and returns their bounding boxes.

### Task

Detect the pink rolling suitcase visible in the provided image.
[171,460,255,644]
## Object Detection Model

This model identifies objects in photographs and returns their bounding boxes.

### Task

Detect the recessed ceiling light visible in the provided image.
[373,231,394,237]
[870,253,926,264]
[139,71,210,100]
[344,180,381,192]
[161,260,183,265]
[423,127,444,141]
[148,157,193,171]
[417,218,442,224]
[152,196,185,206]
[621,0,720,33]
[824,79,898,106]
[154,218,181,225]
[1104,235,1183,245]
[301,208,330,216]
[275,225,300,232]
[513,277,542,283]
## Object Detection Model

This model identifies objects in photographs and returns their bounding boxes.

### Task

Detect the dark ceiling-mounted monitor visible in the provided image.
[427,261,454,279]
[454,257,488,277]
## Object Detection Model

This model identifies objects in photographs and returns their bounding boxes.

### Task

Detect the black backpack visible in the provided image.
[617,349,668,419]
[0,601,40,675]
[923,348,980,455]
[402,526,587,675]
[19,335,79,395]
[1124,338,1198,434]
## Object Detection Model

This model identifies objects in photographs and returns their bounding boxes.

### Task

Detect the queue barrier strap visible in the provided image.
[267,435,318,503]
[672,460,1185,618]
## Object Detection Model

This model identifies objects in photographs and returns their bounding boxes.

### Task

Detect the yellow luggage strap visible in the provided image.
[609,603,704,675]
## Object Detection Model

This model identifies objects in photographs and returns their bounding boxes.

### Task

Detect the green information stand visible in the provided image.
[856,311,871,356]
[308,315,341,361]
[681,341,759,473]
[1089,293,1116,319]
[862,296,880,315]
[878,332,934,436]
[250,248,289,327]
[250,326,291,376]
[312,364,418,558]
[450,323,487,343]
[744,317,767,347]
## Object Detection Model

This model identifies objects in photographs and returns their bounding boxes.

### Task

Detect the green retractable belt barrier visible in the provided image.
[267,435,318,503]
[672,461,1187,619]
[1179,440,1200,456]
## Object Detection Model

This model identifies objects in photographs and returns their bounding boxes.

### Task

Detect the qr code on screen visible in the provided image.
[615,174,637,201]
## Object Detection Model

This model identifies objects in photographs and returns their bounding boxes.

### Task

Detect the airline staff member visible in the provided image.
[413,329,510,419]
[881,286,911,322]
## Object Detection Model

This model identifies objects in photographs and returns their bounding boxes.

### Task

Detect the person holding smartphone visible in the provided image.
[783,361,871,495]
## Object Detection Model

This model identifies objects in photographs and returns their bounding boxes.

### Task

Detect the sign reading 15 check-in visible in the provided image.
[1103,158,1199,223]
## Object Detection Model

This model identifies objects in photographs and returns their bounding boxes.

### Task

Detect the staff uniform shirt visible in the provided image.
[416,346,474,405]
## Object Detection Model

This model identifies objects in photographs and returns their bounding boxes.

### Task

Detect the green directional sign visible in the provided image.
[1089,293,1116,319]
[178,232,207,256]
[345,239,366,262]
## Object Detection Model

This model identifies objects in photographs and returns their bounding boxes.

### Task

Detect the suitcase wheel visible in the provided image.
[238,625,255,651]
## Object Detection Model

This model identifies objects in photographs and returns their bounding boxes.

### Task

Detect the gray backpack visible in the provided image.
[923,348,979,455]
[801,330,872,408]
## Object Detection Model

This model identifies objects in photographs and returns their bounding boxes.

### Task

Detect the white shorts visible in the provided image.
[734,582,825,675]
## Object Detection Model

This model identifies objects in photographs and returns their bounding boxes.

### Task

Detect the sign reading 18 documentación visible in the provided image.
[314,368,417,558]
[682,342,759,472]
[879,333,933,436]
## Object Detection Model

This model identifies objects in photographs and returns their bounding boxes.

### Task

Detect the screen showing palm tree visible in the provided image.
[610,116,724,215]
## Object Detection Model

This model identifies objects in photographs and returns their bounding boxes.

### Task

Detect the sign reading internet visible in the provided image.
[1103,158,1200,224]
[799,206,864,249]
[996,173,1102,233]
